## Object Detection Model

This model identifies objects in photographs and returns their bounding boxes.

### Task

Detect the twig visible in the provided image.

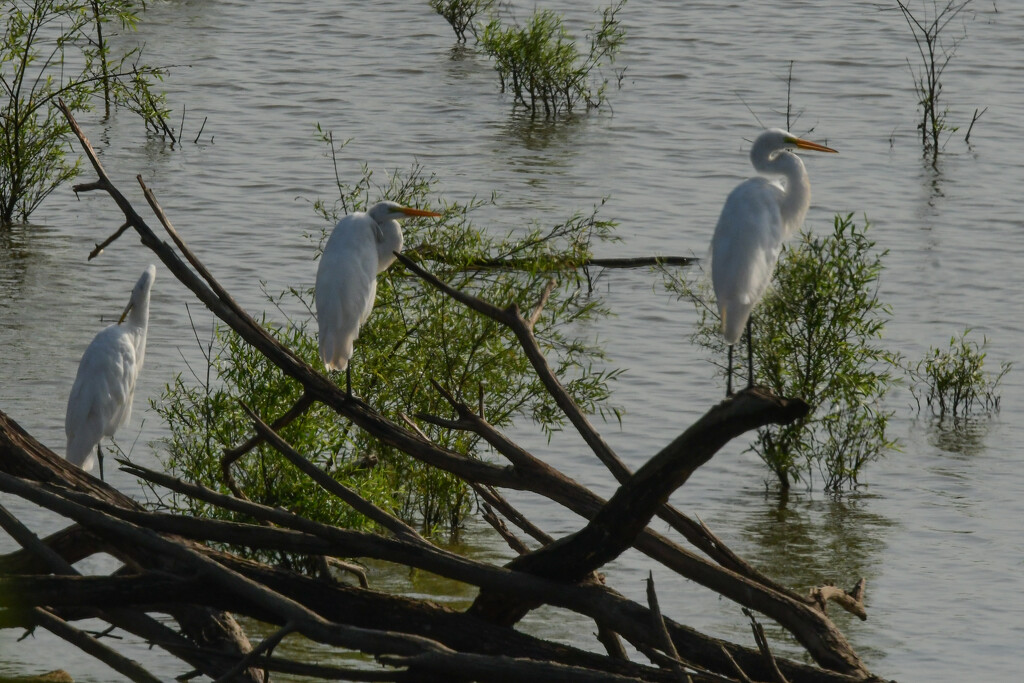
[193,115,208,144]
[743,608,790,683]
[720,645,754,683]
[239,401,425,544]
[646,572,689,682]
[481,504,530,555]
[470,483,553,546]
[964,106,987,144]
[212,622,296,683]
[321,556,370,588]
[223,392,316,466]
[29,607,163,683]
[88,221,131,260]
[526,279,556,331]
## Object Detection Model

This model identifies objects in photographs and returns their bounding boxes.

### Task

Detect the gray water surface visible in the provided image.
[2,2,1023,680]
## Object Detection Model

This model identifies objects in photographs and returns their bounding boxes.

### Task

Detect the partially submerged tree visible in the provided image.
[0,0,171,225]
[430,0,495,43]
[479,1,626,117]
[155,152,624,551]
[895,0,980,158]
[0,105,881,682]
[667,215,898,491]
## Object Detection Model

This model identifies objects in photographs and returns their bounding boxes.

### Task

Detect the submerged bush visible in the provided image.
[667,214,899,491]
[154,138,621,567]
[430,0,494,43]
[911,330,1009,419]
[479,1,626,118]
[0,0,170,225]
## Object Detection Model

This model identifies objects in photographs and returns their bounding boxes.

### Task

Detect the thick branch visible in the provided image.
[471,388,809,617]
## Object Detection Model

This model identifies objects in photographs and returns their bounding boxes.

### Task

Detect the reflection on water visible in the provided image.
[737,489,892,654]
[742,490,892,590]
[924,415,993,456]
[0,223,57,308]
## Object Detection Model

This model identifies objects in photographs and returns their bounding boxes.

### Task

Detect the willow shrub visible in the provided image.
[911,330,1009,419]
[0,0,170,225]
[478,1,626,117]
[154,146,621,567]
[429,0,494,43]
[667,214,899,491]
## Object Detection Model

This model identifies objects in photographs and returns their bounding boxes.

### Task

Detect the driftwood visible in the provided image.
[0,101,884,682]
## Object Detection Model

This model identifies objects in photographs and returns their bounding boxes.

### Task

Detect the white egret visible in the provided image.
[65,264,157,479]
[315,201,441,392]
[710,128,837,396]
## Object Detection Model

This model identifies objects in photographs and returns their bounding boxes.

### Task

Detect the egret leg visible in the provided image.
[345,365,352,397]
[746,316,754,389]
[97,444,105,482]
[726,344,734,397]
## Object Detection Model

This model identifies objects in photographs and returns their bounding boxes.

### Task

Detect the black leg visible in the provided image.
[746,316,754,389]
[726,343,734,397]
[345,364,352,397]
[97,444,105,482]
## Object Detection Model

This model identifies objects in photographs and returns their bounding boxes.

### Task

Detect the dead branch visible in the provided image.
[26,607,162,683]
[647,572,690,681]
[88,221,131,260]
[239,402,425,544]
[0,103,882,682]
[0,413,265,682]
[809,580,867,621]
[744,608,791,683]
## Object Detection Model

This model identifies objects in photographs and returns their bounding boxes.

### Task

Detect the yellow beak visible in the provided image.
[118,300,134,325]
[790,137,838,154]
[397,206,443,218]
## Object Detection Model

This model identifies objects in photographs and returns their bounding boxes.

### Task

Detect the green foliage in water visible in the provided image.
[910,329,1009,419]
[478,1,626,117]
[0,0,170,225]
[153,138,621,566]
[667,214,899,491]
[429,0,494,43]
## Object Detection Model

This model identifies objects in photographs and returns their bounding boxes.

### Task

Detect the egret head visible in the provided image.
[118,264,157,324]
[368,201,442,225]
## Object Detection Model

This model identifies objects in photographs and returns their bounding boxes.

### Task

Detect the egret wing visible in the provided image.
[65,325,138,469]
[711,179,785,344]
[316,214,380,371]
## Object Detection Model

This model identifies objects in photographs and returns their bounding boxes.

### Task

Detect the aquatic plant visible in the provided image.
[910,329,1009,419]
[154,135,622,551]
[668,214,898,491]
[429,0,494,43]
[895,0,976,158]
[0,0,171,225]
[478,1,626,118]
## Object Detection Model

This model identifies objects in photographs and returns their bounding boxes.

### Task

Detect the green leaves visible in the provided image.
[0,0,170,224]
[478,1,625,117]
[750,215,898,491]
[153,152,620,558]
[910,330,1009,419]
[429,0,494,43]
[667,214,898,491]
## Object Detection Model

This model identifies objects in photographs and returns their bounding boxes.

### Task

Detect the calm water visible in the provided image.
[2,1,1023,680]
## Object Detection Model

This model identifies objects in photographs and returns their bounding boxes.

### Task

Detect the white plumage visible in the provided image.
[710,128,837,394]
[65,264,156,478]
[315,201,441,376]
